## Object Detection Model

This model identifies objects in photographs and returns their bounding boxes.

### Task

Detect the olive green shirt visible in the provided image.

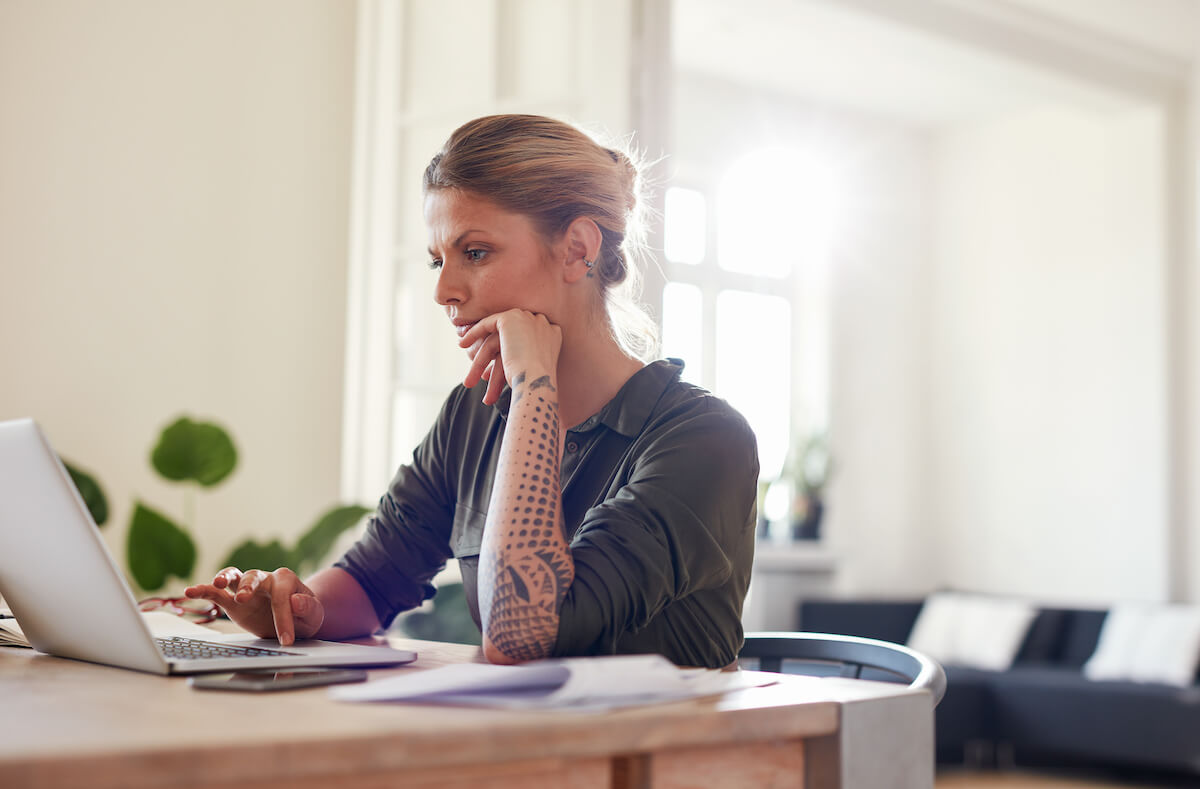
[335,359,759,668]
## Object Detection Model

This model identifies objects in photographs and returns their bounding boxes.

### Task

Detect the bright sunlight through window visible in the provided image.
[664,187,706,265]
[717,148,842,279]
[715,290,792,480]
[661,147,841,480]
[661,281,703,384]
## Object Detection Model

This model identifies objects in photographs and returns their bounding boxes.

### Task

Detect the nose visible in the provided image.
[434,260,465,306]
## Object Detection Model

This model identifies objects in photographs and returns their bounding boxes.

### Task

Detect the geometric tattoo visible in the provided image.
[481,370,573,662]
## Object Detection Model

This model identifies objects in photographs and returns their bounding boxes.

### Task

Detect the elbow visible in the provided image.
[482,638,520,665]
[482,630,558,664]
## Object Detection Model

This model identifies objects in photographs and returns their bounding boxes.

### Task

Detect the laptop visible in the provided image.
[0,417,417,674]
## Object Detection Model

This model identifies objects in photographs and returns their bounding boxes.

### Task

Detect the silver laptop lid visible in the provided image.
[0,418,168,674]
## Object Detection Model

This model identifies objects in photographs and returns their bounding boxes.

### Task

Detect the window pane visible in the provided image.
[661,281,703,385]
[663,187,706,265]
[716,148,840,279]
[715,290,791,479]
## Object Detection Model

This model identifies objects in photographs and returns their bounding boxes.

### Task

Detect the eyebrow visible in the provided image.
[428,230,484,258]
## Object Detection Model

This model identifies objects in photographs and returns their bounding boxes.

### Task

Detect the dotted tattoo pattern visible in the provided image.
[483,378,572,662]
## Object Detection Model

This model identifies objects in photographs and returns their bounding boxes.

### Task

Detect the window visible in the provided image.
[660,149,840,480]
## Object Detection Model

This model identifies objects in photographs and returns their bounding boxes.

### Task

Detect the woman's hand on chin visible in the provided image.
[459,309,562,405]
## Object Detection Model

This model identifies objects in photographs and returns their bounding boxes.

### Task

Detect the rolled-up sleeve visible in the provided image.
[552,401,759,660]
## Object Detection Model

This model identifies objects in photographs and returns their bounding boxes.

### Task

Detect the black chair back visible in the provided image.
[740,631,947,707]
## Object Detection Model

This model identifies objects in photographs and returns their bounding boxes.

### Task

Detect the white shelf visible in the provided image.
[743,542,839,632]
[752,542,836,573]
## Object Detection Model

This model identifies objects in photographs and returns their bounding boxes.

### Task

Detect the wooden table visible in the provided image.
[0,636,933,788]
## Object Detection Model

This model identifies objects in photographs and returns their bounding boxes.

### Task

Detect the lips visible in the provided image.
[453,320,477,338]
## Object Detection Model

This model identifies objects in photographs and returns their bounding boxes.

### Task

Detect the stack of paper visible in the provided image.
[331,654,774,711]
[0,612,28,648]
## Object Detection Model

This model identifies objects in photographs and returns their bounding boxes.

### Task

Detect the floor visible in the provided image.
[936,768,1198,789]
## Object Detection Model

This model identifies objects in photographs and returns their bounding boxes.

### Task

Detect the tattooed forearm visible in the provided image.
[479,370,573,663]
[484,550,573,661]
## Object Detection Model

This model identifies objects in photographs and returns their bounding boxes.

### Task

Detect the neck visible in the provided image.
[553,321,644,430]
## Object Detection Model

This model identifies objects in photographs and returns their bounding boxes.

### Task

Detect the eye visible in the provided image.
[465,248,488,263]
[428,258,443,270]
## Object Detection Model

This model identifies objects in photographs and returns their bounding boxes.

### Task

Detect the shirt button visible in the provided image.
[566,441,579,453]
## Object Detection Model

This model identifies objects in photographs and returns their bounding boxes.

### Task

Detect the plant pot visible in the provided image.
[792,495,823,541]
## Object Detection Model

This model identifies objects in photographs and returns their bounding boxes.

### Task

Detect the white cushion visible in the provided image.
[907,592,1037,671]
[1084,604,1200,687]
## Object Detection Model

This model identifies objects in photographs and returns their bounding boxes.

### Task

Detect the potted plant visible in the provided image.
[792,432,832,541]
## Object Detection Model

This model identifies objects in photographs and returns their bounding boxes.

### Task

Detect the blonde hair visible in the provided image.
[423,114,659,361]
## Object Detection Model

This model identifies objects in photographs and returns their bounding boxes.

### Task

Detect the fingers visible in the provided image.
[458,315,500,349]
[184,567,243,606]
[231,568,267,603]
[183,566,320,644]
[483,357,507,405]
[465,335,487,362]
[268,570,298,646]
[462,332,501,389]
[290,592,324,640]
[457,310,560,403]
[226,568,298,645]
[185,567,240,596]
[212,567,243,590]
[182,583,236,611]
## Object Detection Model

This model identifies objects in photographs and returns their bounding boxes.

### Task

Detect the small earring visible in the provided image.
[583,258,595,269]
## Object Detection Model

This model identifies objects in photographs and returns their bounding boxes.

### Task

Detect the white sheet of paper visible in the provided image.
[331,653,773,711]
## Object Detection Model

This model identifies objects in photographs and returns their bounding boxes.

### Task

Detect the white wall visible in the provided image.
[1002,0,1199,63]
[929,106,1169,603]
[0,1,357,589]
[1189,43,1200,605]
[826,127,935,596]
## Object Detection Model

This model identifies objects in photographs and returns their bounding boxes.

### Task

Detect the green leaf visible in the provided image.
[63,460,108,527]
[127,501,196,591]
[400,583,481,645]
[288,505,370,574]
[150,416,237,487]
[220,539,290,573]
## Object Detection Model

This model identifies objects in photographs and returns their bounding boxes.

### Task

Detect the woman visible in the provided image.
[185,115,759,668]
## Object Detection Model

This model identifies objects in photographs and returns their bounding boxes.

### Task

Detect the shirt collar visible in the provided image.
[494,358,685,437]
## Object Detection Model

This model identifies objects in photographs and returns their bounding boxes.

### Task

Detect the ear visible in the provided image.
[560,216,603,284]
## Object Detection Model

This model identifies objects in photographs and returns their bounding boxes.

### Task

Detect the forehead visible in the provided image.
[423,189,539,244]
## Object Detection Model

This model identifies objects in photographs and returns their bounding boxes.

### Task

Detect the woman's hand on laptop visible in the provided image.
[183,567,323,646]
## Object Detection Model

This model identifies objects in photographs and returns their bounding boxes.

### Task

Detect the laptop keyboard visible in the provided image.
[155,635,298,660]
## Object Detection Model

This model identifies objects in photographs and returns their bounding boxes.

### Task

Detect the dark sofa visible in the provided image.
[795,598,1200,775]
